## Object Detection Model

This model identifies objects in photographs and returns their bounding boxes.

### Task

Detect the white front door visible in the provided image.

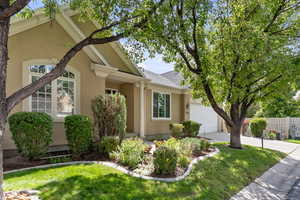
[190,103,218,134]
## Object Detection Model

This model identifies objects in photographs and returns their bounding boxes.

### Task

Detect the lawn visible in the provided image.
[4,144,286,200]
[285,139,300,144]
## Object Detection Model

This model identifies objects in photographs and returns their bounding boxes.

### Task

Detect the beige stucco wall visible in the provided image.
[144,85,186,135]
[4,17,188,150]
[4,21,107,150]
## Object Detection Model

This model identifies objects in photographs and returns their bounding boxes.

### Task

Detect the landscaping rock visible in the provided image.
[5,190,40,200]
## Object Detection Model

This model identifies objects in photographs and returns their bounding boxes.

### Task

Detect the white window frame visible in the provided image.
[151,90,172,120]
[105,88,119,95]
[22,59,80,122]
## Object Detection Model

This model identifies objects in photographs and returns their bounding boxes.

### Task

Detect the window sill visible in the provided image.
[152,118,172,121]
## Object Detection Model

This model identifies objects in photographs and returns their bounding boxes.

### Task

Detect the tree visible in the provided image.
[134,0,300,149]
[0,0,164,198]
[256,91,300,117]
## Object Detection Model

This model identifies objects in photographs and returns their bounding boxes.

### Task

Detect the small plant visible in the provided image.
[200,140,211,152]
[153,146,178,175]
[266,131,277,140]
[181,137,203,155]
[111,138,146,169]
[8,112,53,160]
[178,155,190,168]
[169,123,184,138]
[98,136,120,158]
[65,115,92,157]
[250,118,267,138]
[183,120,201,137]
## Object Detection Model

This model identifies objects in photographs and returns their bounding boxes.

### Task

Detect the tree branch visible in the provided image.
[264,0,287,33]
[6,0,166,112]
[0,0,31,19]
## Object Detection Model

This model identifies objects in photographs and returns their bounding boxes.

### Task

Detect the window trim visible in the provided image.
[22,59,81,122]
[151,90,172,120]
[105,88,119,95]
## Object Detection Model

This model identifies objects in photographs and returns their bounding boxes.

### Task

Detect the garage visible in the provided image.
[190,103,219,134]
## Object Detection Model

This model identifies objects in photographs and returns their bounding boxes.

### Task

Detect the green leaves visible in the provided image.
[135,0,300,119]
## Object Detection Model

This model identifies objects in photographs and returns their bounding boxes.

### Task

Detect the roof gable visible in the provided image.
[9,8,142,76]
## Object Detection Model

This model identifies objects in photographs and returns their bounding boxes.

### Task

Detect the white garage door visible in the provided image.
[190,103,218,134]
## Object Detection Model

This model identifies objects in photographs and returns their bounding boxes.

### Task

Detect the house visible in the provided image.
[3,8,220,153]
[161,71,220,134]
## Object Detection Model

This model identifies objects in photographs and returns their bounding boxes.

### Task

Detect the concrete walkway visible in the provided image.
[200,132,300,200]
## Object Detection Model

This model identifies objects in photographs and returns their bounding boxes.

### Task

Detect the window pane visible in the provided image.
[31,75,51,114]
[166,94,170,118]
[153,93,159,118]
[57,80,74,116]
[158,94,166,118]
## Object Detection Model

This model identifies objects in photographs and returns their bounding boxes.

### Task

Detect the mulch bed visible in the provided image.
[4,152,106,172]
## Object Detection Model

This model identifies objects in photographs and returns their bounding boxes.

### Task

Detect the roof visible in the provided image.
[142,69,186,89]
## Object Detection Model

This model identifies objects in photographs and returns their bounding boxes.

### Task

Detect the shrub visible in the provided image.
[8,112,53,160]
[111,138,146,169]
[200,139,211,151]
[92,94,127,141]
[153,146,178,175]
[250,118,267,137]
[169,123,184,138]
[266,131,277,140]
[181,137,203,155]
[65,115,92,157]
[98,136,120,158]
[183,120,201,137]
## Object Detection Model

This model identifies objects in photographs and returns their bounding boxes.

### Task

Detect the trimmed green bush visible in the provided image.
[250,118,267,137]
[98,136,120,158]
[181,137,203,155]
[154,146,178,175]
[8,112,53,160]
[65,115,92,157]
[111,138,146,169]
[169,123,184,138]
[200,139,211,151]
[183,120,201,137]
[92,94,127,141]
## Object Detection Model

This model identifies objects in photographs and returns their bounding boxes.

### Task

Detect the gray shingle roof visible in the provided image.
[142,69,186,89]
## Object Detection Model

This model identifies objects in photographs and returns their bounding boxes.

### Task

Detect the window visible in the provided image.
[152,91,171,119]
[105,88,119,95]
[29,64,77,118]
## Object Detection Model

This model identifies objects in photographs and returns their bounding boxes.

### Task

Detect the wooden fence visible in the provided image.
[245,117,300,139]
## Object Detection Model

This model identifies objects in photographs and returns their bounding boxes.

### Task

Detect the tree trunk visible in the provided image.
[228,122,243,149]
[0,2,10,198]
[0,118,5,200]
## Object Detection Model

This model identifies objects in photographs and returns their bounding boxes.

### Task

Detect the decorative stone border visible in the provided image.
[5,190,40,200]
[5,148,220,182]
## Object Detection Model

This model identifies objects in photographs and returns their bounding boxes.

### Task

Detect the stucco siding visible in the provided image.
[5,21,106,150]
[144,87,184,135]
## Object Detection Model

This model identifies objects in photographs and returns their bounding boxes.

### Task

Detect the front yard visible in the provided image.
[4,144,286,200]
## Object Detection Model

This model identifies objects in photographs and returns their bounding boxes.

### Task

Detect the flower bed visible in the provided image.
[108,137,217,178]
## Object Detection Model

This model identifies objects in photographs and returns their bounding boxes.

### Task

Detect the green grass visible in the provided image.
[4,144,286,200]
[285,139,300,144]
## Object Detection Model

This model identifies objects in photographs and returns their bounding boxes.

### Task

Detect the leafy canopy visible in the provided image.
[133,0,300,123]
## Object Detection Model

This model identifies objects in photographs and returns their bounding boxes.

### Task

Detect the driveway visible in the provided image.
[200,132,300,200]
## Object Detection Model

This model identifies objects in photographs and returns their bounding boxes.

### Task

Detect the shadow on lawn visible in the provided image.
[5,144,287,200]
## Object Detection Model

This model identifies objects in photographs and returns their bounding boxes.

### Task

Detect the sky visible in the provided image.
[138,55,174,74]
[28,1,174,74]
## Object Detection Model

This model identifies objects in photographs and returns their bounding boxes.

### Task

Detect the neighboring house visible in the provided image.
[3,8,220,153]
